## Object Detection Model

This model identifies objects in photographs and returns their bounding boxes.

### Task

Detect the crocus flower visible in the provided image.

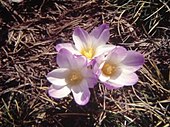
[94,46,144,89]
[56,24,115,61]
[46,49,97,105]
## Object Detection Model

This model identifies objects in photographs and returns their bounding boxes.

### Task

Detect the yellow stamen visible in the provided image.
[67,71,83,85]
[81,47,95,59]
[101,63,117,76]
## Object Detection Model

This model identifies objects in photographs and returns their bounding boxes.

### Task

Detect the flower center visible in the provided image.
[81,47,95,59]
[67,71,83,85]
[101,63,117,76]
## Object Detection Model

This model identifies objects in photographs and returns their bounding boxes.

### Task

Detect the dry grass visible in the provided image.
[0,0,170,127]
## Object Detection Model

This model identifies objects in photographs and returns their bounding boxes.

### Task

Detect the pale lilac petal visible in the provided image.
[81,68,98,88]
[121,51,144,73]
[48,85,71,98]
[71,80,90,105]
[47,68,69,87]
[94,54,106,65]
[87,58,96,66]
[73,27,90,51]
[90,24,110,46]
[108,46,128,63]
[92,60,101,77]
[109,72,138,86]
[57,49,73,68]
[122,51,144,66]
[57,49,86,69]
[95,44,116,57]
[93,60,106,79]
[72,55,87,70]
[55,43,80,55]
[86,77,98,88]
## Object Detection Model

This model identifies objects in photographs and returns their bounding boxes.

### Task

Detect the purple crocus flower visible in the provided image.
[46,49,97,105]
[93,46,144,89]
[56,24,115,61]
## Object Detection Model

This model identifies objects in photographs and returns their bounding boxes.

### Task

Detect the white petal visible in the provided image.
[47,68,69,87]
[110,68,122,80]
[109,72,138,86]
[95,44,116,57]
[48,85,71,98]
[73,27,90,51]
[99,73,110,82]
[121,65,142,73]
[95,61,109,82]
[71,80,90,105]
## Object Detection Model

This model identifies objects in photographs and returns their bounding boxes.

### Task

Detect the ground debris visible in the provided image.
[0,0,170,126]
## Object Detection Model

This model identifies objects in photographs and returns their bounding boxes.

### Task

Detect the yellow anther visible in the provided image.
[81,48,95,59]
[101,63,117,76]
[67,71,83,85]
